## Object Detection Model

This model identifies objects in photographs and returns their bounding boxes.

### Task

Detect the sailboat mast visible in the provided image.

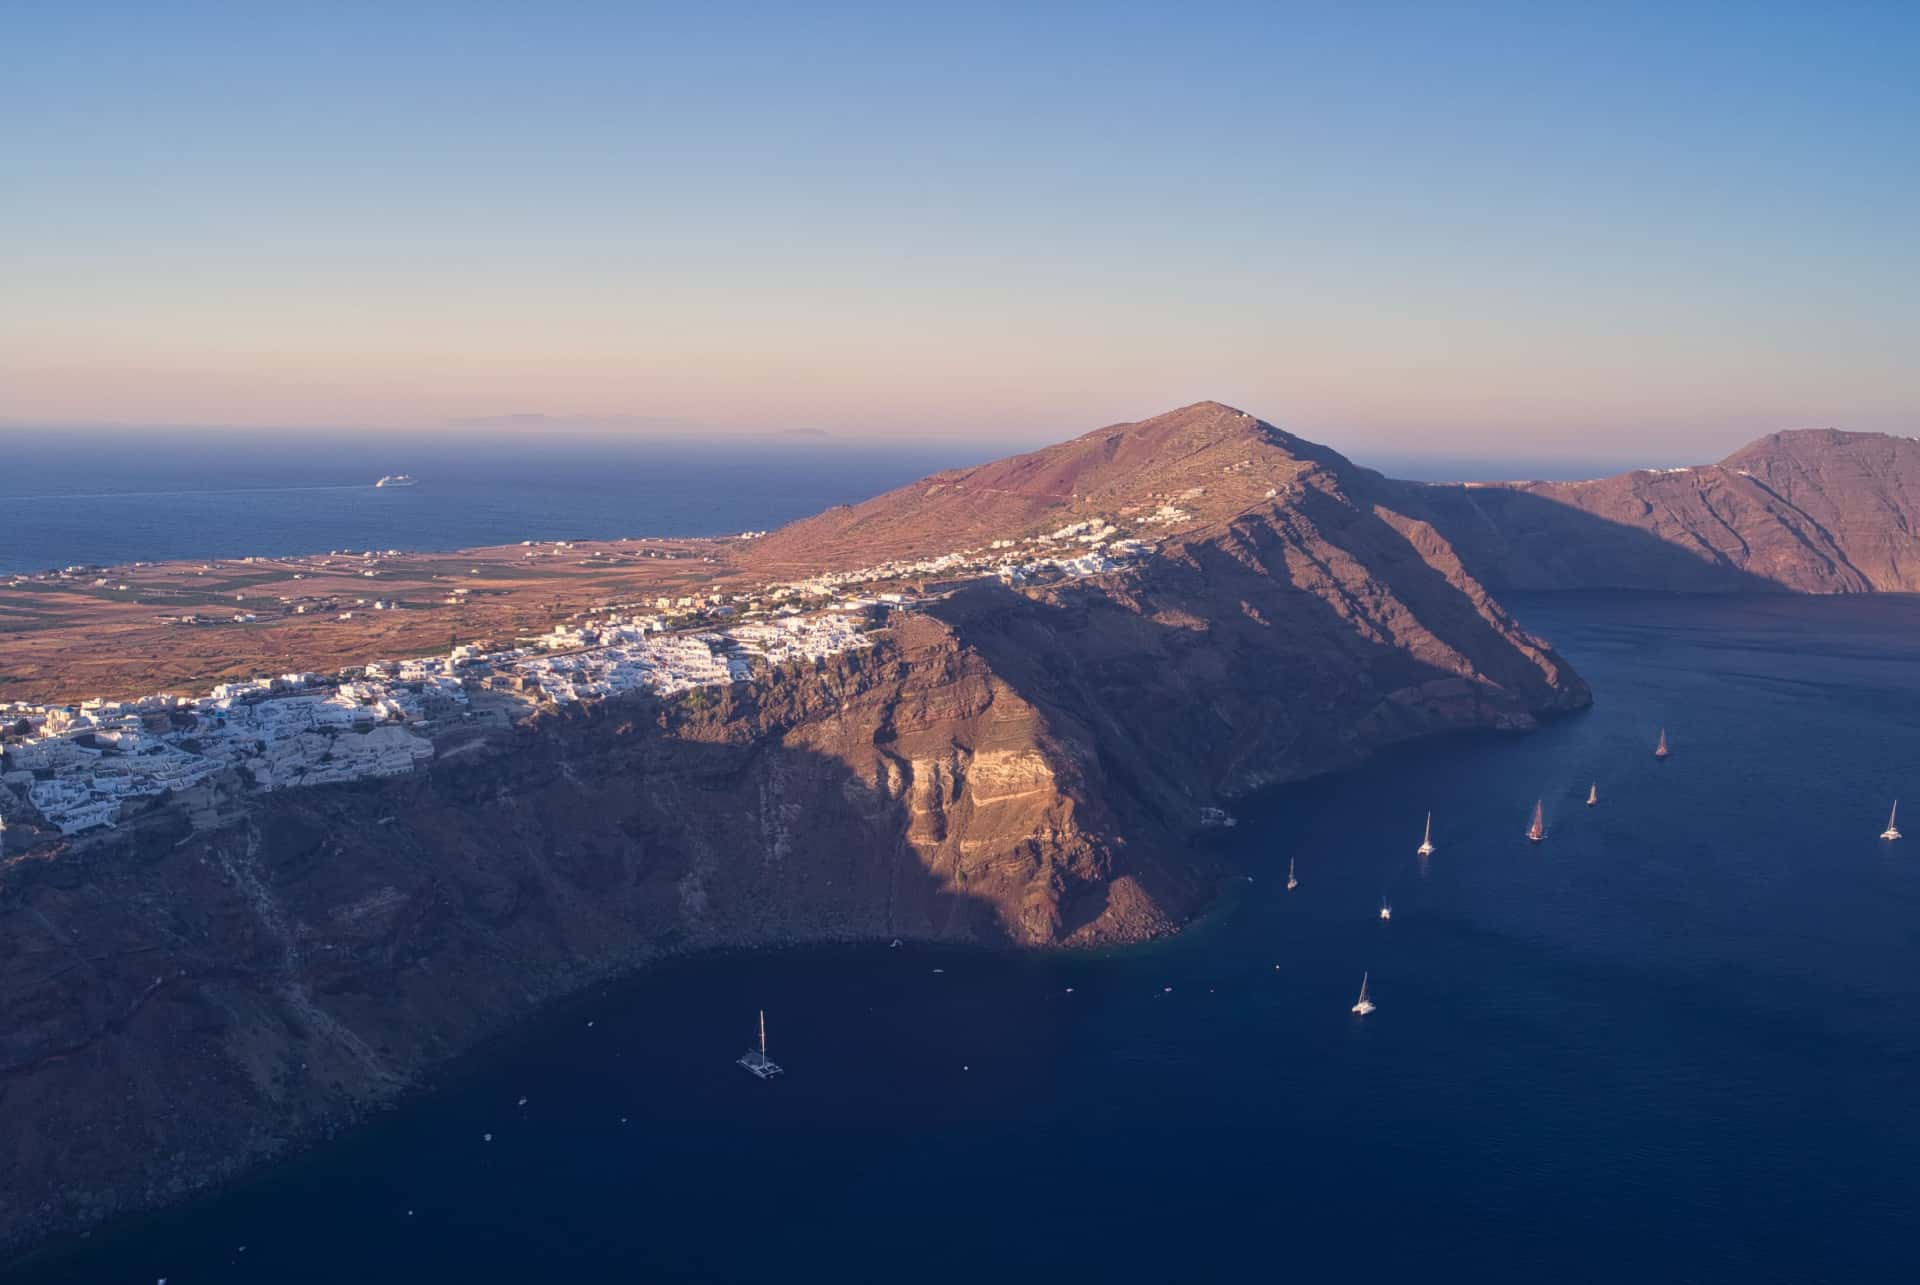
[758,1010,767,1056]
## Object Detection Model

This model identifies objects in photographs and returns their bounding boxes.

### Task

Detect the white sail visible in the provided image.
[1351,972,1374,1014]
[737,1008,784,1078]
[1417,812,1434,856]
[1883,801,1902,842]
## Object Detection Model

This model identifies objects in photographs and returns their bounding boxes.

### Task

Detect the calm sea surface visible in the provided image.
[12,591,1920,1283]
[0,430,985,575]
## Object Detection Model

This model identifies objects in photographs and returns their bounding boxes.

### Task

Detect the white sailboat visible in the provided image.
[1378,897,1392,922]
[1416,812,1435,858]
[1654,729,1669,759]
[1586,783,1598,807]
[1286,858,1298,891]
[1351,972,1375,1015]
[1526,800,1546,843]
[1882,801,1902,842]
[736,1009,784,1079]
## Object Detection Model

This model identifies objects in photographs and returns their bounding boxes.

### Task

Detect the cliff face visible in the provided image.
[1407,429,1920,593]
[0,402,1588,1252]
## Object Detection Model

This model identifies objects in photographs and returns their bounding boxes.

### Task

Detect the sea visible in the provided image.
[0,429,991,576]
[9,436,1920,1282]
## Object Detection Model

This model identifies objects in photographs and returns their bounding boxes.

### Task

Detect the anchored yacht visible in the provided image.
[1351,972,1375,1015]
[736,1010,784,1079]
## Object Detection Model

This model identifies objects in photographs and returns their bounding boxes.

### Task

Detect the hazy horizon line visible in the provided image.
[0,407,1789,485]
[0,411,1093,450]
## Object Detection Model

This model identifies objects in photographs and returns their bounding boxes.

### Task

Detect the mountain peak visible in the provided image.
[1128,398,1256,424]
[1075,400,1281,450]
[745,403,1349,571]
[1719,427,1915,470]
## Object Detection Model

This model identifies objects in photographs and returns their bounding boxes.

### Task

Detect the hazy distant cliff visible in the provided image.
[0,402,1590,1253]
[1405,429,1920,593]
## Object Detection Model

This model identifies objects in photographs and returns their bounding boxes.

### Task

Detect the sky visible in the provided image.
[4,1,1917,460]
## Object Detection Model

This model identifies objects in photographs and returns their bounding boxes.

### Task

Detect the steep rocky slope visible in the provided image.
[0,402,1588,1253]
[1407,429,1920,593]
[747,400,1363,571]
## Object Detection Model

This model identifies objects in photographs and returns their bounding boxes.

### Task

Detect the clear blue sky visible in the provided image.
[4,1,1916,459]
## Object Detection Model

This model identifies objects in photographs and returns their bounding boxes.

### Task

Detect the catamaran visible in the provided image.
[1351,972,1375,1015]
[1654,729,1669,759]
[1286,858,1298,891]
[1526,800,1546,843]
[736,1010,784,1079]
[1379,897,1392,922]
[1416,812,1435,857]
[1586,783,1598,807]
[1882,801,1902,842]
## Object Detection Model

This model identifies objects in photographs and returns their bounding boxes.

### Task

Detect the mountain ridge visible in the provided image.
[1405,424,1920,593]
[746,401,1341,572]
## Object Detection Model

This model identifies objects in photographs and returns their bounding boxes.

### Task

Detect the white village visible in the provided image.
[0,514,1176,846]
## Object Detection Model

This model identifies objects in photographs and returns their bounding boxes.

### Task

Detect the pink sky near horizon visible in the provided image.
[6,6,1915,463]
[2,341,1898,462]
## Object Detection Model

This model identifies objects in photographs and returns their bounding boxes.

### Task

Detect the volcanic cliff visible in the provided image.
[1406,429,1920,592]
[0,402,1590,1252]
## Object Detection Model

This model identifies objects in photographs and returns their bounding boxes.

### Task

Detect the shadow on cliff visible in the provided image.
[0,701,1040,1259]
[1288,480,1594,700]
[389,689,1023,961]
[917,483,1603,936]
[369,470,1643,955]
[1393,482,1786,593]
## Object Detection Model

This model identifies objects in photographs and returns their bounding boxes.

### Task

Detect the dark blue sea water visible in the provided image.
[13,591,1920,1283]
[0,429,988,575]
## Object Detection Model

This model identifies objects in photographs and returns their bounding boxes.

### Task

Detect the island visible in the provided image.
[3,402,1915,1255]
